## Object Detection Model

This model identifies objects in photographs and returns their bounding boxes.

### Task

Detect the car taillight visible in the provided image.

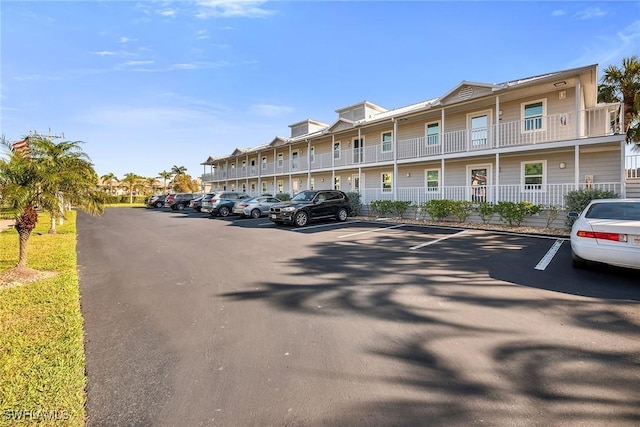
[239,203,248,207]
[576,230,627,242]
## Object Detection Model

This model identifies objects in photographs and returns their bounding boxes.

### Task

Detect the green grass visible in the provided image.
[105,202,145,208]
[0,211,85,426]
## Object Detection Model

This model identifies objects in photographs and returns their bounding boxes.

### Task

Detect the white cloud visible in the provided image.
[90,51,117,56]
[551,9,566,17]
[197,30,210,40]
[194,0,275,19]
[159,9,177,17]
[249,103,294,117]
[121,60,155,66]
[120,37,130,43]
[575,7,607,20]
[569,19,640,69]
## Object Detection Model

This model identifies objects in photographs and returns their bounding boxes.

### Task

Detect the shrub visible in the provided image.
[564,188,619,228]
[275,193,291,201]
[391,201,412,219]
[345,192,362,216]
[544,205,561,228]
[369,200,394,217]
[424,199,453,221]
[476,201,495,224]
[451,200,474,223]
[494,201,542,226]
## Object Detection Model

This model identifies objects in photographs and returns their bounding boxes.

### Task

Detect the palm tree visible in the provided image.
[171,165,187,176]
[145,177,158,195]
[101,172,118,195]
[0,135,104,269]
[598,55,640,146]
[158,170,172,193]
[121,173,144,204]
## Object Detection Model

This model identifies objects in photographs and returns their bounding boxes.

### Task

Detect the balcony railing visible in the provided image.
[627,154,640,179]
[361,182,623,209]
[204,104,621,182]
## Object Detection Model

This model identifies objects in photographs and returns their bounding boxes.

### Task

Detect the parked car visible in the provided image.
[233,196,282,218]
[269,190,351,227]
[167,193,198,210]
[190,194,207,212]
[202,191,249,217]
[569,198,640,270]
[147,194,166,208]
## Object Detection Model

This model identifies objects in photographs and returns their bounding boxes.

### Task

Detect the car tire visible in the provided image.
[294,211,308,227]
[219,206,230,217]
[571,249,587,269]
[251,209,261,219]
[337,208,348,222]
[155,201,163,208]
[177,203,185,210]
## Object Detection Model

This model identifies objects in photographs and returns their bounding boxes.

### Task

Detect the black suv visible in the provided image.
[269,190,351,227]
[168,193,197,210]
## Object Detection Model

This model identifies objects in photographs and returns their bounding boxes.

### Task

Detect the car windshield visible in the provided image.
[291,191,317,202]
[585,202,640,220]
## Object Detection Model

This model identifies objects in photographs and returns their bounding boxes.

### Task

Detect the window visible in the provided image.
[382,131,392,152]
[334,176,340,190]
[469,113,489,146]
[242,183,246,193]
[242,161,246,171]
[277,153,283,168]
[261,156,267,170]
[310,147,315,163]
[231,163,235,170]
[250,183,256,191]
[522,99,545,131]
[382,173,392,192]
[522,160,545,191]
[425,169,440,191]
[426,122,440,145]
[292,151,299,170]
[310,177,315,190]
[333,142,341,159]
[262,181,267,193]
[277,180,284,193]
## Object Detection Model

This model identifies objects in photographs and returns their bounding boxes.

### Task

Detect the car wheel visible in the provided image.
[177,203,185,210]
[294,211,308,227]
[571,249,587,269]
[251,209,261,219]
[337,208,348,222]
[155,201,163,208]
[219,206,230,217]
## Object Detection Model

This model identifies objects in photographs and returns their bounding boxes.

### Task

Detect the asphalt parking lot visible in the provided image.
[78,207,640,426]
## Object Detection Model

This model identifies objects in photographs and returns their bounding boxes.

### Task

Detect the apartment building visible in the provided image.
[200,64,629,210]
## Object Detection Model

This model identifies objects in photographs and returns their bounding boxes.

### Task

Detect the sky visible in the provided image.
[1,1,639,180]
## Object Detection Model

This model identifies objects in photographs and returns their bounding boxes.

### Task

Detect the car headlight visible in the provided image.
[281,206,296,212]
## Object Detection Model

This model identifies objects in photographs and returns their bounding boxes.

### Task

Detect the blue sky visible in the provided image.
[1,1,639,179]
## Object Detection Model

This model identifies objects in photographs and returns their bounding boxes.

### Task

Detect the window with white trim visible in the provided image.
[522,160,546,191]
[310,177,315,190]
[382,172,392,192]
[426,122,440,145]
[522,99,546,131]
[250,183,256,192]
[292,151,299,170]
[334,176,340,190]
[425,169,440,192]
[381,131,392,152]
[262,181,267,193]
[242,183,246,193]
[277,180,283,193]
[333,142,341,159]
[277,153,283,168]
[261,156,267,170]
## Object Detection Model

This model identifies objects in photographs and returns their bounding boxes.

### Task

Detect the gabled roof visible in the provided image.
[335,100,387,114]
[353,98,438,126]
[267,136,290,148]
[324,117,355,133]
[200,156,223,165]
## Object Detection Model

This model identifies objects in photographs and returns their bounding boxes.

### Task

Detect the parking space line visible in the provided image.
[534,239,565,270]
[409,229,470,250]
[292,220,362,231]
[338,223,405,238]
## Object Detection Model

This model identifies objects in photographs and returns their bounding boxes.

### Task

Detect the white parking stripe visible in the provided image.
[535,239,565,270]
[409,229,470,250]
[338,223,405,238]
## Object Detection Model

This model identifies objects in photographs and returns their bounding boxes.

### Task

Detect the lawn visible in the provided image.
[0,211,85,426]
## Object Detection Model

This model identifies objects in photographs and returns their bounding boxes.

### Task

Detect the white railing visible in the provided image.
[627,154,640,179]
[359,182,623,208]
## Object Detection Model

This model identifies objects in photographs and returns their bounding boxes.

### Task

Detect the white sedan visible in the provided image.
[569,198,640,269]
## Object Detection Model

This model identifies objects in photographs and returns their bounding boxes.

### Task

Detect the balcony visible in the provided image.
[204,104,620,182]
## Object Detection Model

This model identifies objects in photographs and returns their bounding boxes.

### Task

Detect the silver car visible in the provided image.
[233,196,282,219]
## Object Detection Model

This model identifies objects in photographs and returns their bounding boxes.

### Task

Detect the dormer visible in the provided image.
[288,119,329,138]
[335,101,387,122]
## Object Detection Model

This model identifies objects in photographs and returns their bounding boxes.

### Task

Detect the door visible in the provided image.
[352,174,360,191]
[353,138,363,163]
[469,165,490,202]
[292,179,299,195]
